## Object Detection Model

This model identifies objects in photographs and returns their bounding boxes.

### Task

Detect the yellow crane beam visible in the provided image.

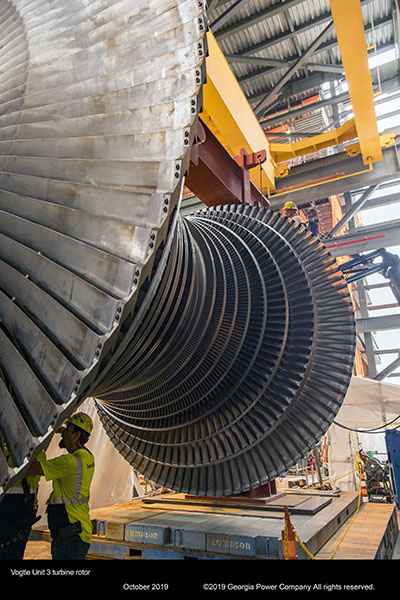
[200,32,275,192]
[269,118,358,164]
[201,11,388,195]
[329,0,382,165]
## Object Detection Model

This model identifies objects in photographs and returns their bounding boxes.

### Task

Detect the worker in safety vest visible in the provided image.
[0,456,41,560]
[27,412,95,560]
[283,201,321,236]
[283,201,304,225]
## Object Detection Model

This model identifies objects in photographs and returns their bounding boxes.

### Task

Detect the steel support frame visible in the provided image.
[261,90,350,130]
[210,0,252,33]
[236,14,391,88]
[328,185,379,238]
[362,192,400,211]
[270,145,400,207]
[226,54,344,75]
[213,0,307,40]
[343,193,356,232]
[222,0,374,58]
[356,314,400,334]
[269,118,358,164]
[258,70,399,129]
[355,279,378,378]
[326,219,400,257]
[374,355,400,381]
[254,21,335,117]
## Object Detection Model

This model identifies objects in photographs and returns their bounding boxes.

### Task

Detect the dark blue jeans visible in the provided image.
[0,527,31,560]
[51,534,90,560]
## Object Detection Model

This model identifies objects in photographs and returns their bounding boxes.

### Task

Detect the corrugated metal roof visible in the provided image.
[208,0,397,122]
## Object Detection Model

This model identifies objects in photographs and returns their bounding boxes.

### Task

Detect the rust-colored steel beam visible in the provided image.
[185,119,270,207]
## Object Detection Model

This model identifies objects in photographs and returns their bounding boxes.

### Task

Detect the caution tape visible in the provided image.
[282,524,289,560]
[294,530,317,560]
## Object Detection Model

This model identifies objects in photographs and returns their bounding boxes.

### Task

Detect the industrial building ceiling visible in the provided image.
[195,0,400,382]
[207,0,398,138]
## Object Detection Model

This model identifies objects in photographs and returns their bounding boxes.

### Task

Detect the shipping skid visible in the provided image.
[30,491,398,560]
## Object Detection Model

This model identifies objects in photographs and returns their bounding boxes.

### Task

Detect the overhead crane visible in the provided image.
[198,1,396,205]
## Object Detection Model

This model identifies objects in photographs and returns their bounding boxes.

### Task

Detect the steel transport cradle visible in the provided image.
[30,491,399,560]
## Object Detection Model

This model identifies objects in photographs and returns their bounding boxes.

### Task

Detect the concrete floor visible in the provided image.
[24,540,51,560]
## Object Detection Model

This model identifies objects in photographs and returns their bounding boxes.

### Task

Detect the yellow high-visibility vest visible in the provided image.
[37,448,95,544]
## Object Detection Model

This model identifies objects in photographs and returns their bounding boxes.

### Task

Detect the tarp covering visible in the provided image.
[327,376,400,492]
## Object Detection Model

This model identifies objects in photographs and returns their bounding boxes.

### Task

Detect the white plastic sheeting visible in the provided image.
[327,376,400,492]
[34,399,134,530]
